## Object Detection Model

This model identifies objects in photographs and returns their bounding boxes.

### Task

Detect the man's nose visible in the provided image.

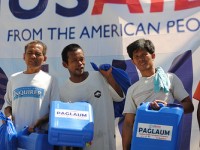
[30,54,37,58]
[78,60,83,64]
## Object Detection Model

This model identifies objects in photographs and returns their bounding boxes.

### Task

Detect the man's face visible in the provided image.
[23,43,46,72]
[132,49,155,72]
[63,49,85,77]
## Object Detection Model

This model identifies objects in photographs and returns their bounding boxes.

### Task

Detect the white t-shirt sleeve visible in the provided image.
[108,85,124,102]
[99,72,124,102]
[49,76,60,101]
[123,86,137,114]
[170,73,189,102]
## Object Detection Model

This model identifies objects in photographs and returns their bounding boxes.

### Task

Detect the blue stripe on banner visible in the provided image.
[112,60,137,118]
[168,50,193,150]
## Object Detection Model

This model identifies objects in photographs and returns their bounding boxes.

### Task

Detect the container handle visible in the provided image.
[167,103,183,108]
[147,102,165,111]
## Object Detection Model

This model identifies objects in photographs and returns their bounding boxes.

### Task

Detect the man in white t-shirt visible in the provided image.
[2,40,60,132]
[60,43,124,150]
[122,38,194,150]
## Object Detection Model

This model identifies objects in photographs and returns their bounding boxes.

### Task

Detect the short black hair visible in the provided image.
[127,39,155,59]
[61,43,82,63]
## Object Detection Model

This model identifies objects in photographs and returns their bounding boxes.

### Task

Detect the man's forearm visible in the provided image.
[106,74,124,97]
[122,122,133,150]
[4,106,12,117]
[181,96,194,114]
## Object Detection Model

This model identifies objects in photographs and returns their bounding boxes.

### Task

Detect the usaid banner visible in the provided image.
[0,1,200,150]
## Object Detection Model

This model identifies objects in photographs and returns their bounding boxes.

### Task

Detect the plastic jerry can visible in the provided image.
[18,127,53,150]
[48,101,94,148]
[131,102,184,150]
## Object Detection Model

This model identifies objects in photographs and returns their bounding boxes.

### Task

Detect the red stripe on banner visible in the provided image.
[175,0,200,10]
[193,82,200,101]
[150,0,164,12]
[92,0,143,15]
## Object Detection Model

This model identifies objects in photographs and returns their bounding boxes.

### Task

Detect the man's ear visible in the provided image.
[43,56,47,63]
[152,53,155,59]
[62,61,68,68]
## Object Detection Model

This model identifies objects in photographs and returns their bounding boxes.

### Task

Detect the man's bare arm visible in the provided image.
[122,113,135,150]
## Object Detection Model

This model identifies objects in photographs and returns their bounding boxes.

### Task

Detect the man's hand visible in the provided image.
[28,114,49,133]
[99,66,112,80]
[3,106,13,122]
[150,100,167,110]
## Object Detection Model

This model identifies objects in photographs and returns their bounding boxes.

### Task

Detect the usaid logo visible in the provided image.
[5,0,199,19]
[55,109,89,120]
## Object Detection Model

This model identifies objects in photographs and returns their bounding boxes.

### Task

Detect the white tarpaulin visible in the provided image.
[0,1,199,149]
